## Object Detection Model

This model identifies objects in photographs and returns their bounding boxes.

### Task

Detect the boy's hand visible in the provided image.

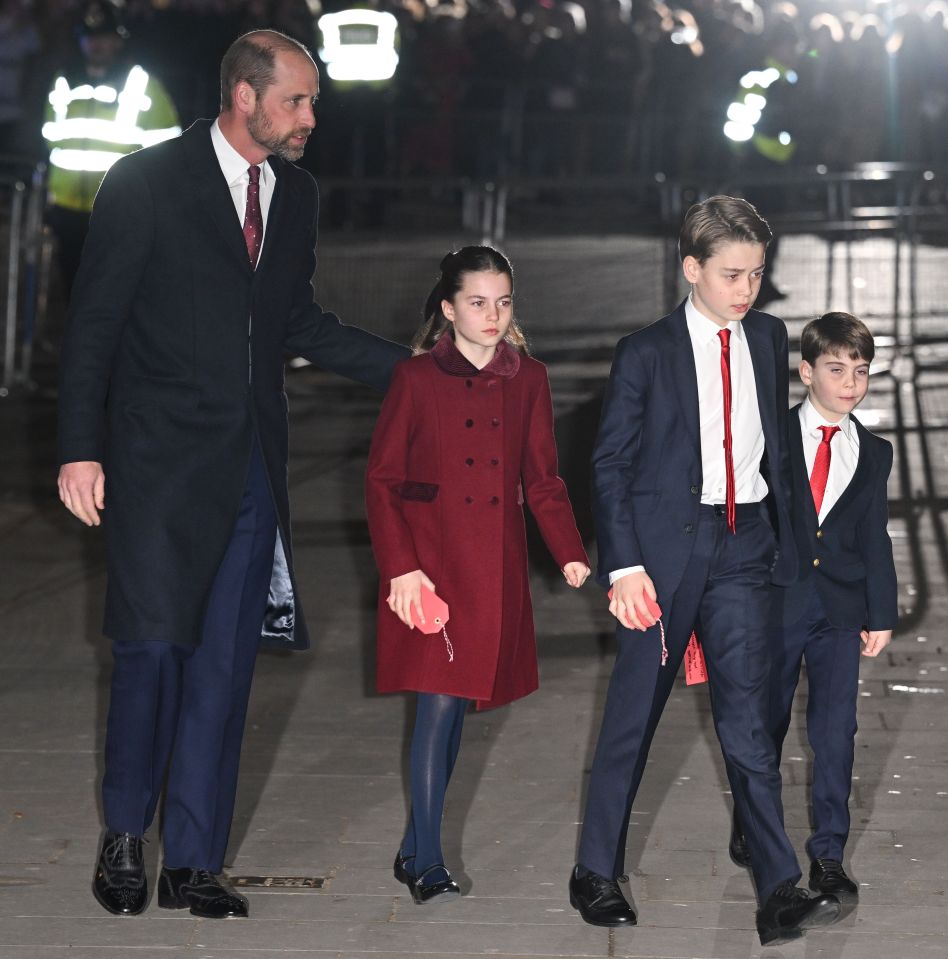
[388,569,436,629]
[609,571,658,631]
[860,629,892,657]
[562,562,590,588]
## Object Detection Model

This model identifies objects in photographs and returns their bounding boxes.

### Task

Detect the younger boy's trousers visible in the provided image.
[578,502,801,904]
[770,582,861,863]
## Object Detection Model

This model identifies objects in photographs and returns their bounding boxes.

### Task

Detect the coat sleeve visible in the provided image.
[58,155,155,465]
[591,335,648,585]
[520,366,588,570]
[860,439,899,631]
[282,185,409,391]
[365,361,424,582]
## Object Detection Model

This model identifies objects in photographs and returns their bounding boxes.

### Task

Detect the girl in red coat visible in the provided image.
[365,246,590,905]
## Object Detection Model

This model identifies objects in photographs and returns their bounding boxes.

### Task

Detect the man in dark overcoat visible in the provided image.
[56,29,409,919]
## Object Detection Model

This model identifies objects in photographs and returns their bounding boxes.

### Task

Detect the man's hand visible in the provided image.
[58,461,105,527]
[388,569,436,628]
[609,570,658,631]
[562,562,591,588]
[860,629,892,657]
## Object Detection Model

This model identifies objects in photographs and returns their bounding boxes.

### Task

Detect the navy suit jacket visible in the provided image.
[592,301,797,602]
[775,403,898,631]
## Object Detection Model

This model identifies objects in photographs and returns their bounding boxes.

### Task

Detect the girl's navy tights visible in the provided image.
[400,692,468,881]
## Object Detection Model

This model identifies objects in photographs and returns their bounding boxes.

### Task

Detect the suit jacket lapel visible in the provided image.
[788,404,819,528]
[821,418,870,524]
[667,303,701,461]
[743,316,779,469]
[181,120,253,271]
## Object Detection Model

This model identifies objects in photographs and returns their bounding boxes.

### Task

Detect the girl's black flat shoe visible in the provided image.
[410,864,460,905]
[393,852,415,887]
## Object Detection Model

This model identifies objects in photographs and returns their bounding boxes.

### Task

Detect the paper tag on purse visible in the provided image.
[684,632,708,685]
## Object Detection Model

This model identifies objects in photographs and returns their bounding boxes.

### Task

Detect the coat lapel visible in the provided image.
[181,120,253,271]
[666,303,701,461]
[256,155,287,275]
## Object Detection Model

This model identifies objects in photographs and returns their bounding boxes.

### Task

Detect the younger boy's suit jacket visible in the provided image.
[775,403,898,630]
[593,301,797,600]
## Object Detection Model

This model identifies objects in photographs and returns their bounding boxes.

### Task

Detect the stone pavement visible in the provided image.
[1,255,947,957]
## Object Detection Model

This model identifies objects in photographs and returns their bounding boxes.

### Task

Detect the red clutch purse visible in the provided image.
[410,585,450,633]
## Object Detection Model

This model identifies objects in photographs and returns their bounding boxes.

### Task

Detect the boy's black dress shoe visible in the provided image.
[568,866,637,927]
[92,831,148,915]
[393,852,415,887]
[809,859,859,901]
[728,815,751,868]
[157,867,249,918]
[409,864,460,904]
[756,881,841,946]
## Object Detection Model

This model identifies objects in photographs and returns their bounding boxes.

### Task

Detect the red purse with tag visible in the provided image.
[407,585,454,662]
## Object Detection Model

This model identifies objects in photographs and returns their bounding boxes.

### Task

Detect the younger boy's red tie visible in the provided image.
[809,424,841,514]
[243,165,262,269]
[718,328,736,533]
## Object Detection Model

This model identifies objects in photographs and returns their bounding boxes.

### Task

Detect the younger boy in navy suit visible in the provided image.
[570,196,841,946]
[731,313,897,902]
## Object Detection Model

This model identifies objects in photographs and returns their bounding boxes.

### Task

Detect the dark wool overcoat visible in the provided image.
[58,119,408,651]
[365,336,588,709]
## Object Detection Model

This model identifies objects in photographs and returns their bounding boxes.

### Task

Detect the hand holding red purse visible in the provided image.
[407,585,454,662]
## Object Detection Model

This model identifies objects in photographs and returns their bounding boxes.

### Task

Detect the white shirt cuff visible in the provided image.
[609,566,645,584]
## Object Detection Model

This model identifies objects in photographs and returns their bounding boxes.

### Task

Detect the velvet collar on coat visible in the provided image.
[430,335,522,379]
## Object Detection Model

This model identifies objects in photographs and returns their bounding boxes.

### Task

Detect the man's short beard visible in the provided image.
[247,105,306,162]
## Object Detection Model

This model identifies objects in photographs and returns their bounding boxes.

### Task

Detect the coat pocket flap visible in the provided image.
[395,481,440,502]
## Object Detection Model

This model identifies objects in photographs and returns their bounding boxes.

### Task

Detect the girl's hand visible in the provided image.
[388,569,437,628]
[562,562,590,588]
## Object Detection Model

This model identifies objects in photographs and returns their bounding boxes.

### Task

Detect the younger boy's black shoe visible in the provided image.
[756,881,840,946]
[157,867,248,918]
[568,865,637,927]
[728,813,751,868]
[809,859,858,902]
[92,831,148,916]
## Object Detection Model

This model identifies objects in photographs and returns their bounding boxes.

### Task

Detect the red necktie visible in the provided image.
[810,424,840,515]
[718,328,736,533]
[243,165,262,269]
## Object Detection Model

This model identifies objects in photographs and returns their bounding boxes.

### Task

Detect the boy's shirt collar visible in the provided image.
[800,395,854,442]
[685,293,744,344]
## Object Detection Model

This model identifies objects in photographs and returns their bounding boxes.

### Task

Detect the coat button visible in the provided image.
[813,557,821,567]
[490,496,500,505]
[465,458,474,466]
[491,417,500,427]
[816,530,823,539]
[684,523,694,533]
[465,496,474,504]
[490,458,499,466]
[465,379,473,388]
[690,485,699,495]
[465,418,474,428]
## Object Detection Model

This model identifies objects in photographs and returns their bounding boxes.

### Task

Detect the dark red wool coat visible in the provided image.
[365,336,588,709]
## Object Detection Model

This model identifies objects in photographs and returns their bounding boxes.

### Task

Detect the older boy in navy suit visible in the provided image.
[731,313,897,903]
[569,196,841,946]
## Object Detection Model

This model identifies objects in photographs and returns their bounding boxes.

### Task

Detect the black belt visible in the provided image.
[701,502,764,520]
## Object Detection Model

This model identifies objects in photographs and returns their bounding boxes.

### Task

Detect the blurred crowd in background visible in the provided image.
[3,0,948,184]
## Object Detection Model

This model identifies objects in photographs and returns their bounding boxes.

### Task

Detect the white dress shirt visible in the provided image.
[209,119,275,257]
[609,296,768,584]
[799,396,859,524]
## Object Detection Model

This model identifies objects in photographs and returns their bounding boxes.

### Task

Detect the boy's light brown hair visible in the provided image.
[801,312,875,365]
[679,195,773,264]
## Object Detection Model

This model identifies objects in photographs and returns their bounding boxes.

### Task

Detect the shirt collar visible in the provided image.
[430,334,521,378]
[800,395,853,441]
[210,118,273,190]
[685,293,743,344]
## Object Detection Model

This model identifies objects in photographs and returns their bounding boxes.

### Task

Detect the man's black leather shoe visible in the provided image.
[756,881,840,946]
[809,859,858,902]
[568,866,637,927]
[728,812,751,868]
[158,867,248,918]
[92,831,148,915]
[409,864,460,904]
[393,851,415,887]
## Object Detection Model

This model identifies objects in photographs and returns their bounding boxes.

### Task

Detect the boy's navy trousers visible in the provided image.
[100,441,277,873]
[770,581,861,863]
[578,502,801,904]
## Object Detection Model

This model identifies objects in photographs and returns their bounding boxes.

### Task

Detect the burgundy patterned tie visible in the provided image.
[243,165,262,269]
[718,328,736,533]
[810,425,841,515]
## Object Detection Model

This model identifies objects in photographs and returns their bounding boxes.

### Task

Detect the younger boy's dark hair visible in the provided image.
[801,312,875,365]
[678,195,773,264]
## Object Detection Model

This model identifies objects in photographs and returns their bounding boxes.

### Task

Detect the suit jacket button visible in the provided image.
[465,418,474,428]
[813,557,821,567]
[816,530,823,539]
[690,485,699,495]
[684,523,694,533]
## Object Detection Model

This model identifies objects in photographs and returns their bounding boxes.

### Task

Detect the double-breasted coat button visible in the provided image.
[465,418,474,428]
[684,523,694,533]
[465,379,473,388]
[813,557,821,567]
[490,458,499,466]
[465,457,474,466]
[465,496,474,504]
[490,496,500,505]
[491,417,500,427]
[690,485,699,495]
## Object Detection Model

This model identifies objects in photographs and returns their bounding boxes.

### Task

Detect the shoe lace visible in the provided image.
[103,834,145,870]
[813,859,845,876]
[773,882,808,901]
